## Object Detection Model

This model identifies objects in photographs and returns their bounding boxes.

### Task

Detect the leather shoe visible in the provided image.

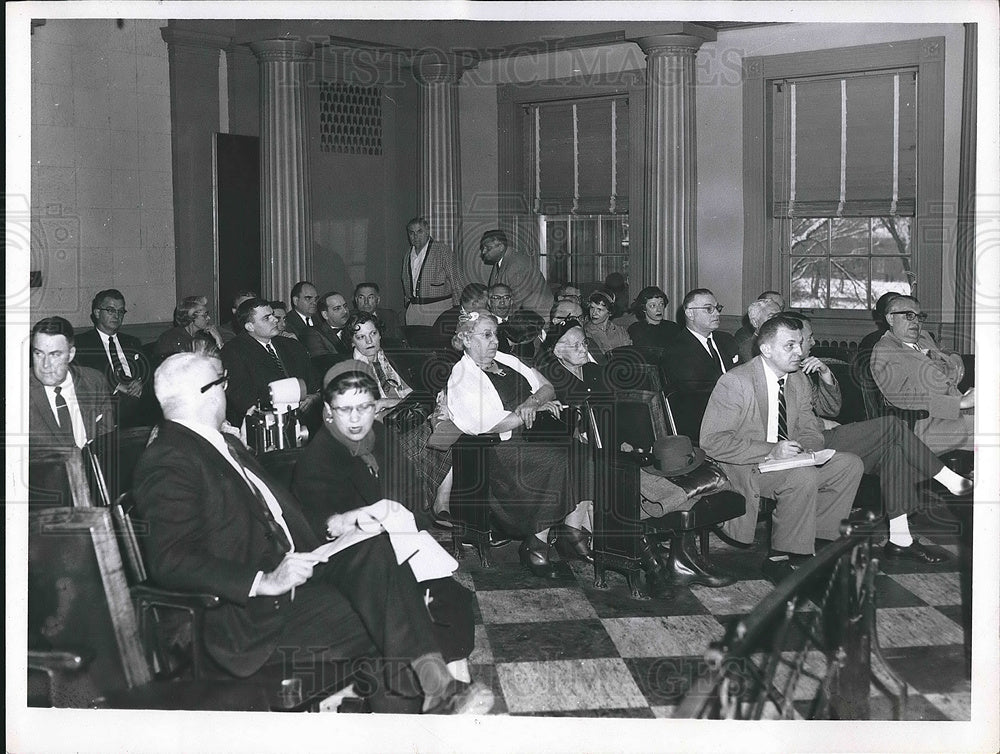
[433,510,454,529]
[643,565,677,600]
[553,525,594,563]
[761,557,798,585]
[670,549,735,588]
[424,680,495,715]
[882,540,947,564]
[519,537,558,578]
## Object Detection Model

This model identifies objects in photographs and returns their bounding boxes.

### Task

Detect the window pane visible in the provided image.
[829,257,869,309]
[544,219,569,284]
[872,217,912,255]
[831,218,870,256]
[570,217,599,283]
[790,257,829,308]
[871,256,913,300]
[791,218,828,255]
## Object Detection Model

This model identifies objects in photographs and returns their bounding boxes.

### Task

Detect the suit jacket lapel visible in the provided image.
[29,375,63,437]
[750,358,770,432]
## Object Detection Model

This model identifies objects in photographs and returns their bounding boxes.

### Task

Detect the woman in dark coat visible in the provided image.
[627,286,680,350]
[291,362,474,668]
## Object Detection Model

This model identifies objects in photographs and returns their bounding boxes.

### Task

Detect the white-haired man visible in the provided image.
[132,352,493,714]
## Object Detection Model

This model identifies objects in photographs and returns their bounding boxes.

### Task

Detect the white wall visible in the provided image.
[696,23,966,317]
[30,19,175,329]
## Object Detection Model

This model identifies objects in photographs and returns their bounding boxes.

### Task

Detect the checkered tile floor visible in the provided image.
[435,507,971,720]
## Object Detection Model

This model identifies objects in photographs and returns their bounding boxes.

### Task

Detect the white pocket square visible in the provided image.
[731,355,738,363]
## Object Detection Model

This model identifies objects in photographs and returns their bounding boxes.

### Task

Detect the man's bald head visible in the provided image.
[155,352,227,427]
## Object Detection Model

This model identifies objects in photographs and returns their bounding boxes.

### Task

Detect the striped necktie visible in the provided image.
[265,342,287,377]
[53,386,75,440]
[108,334,130,379]
[777,377,788,441]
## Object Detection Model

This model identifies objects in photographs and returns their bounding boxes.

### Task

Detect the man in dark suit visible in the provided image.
[480,229,553,323]
[72,289,151,427]
[221,298,320,428]
[661,288,740,391]
[29,316,115,451]
[301,290,352,358]
[132,351,492,714]
[402,216,459,327]
[285,281,319,341]
[701,315,864,583]
[353,282,402,341]
[488,283,544,362]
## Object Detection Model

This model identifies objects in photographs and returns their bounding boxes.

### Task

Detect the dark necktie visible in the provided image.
[265,342,287,377]
[53,386,75,441]
[371,357,400,399]
[226,442,291,553]
[108,334,129,380]
[706,335,725,374]
[777,377,788,441]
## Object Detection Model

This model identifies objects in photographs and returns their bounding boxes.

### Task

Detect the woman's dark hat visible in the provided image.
[323,358,374,388]
[541,317,584,351]
[646,436,706,478]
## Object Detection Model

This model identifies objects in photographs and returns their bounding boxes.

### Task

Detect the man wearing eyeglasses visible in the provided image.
[662,288,740,392]
[74,288,151,427]
[871,296,974,453]
[487,283,544,361]
[133,352,490,714]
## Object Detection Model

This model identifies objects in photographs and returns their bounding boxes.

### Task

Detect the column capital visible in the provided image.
[225,42,257,63]
[160,27,232,51]
[249,39,315,64]
[412,53,478,84]
[636,34,707,57]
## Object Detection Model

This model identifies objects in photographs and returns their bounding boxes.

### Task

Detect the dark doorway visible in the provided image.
[215,134,260,326]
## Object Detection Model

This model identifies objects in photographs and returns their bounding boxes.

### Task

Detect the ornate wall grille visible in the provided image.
[319,82,383,155]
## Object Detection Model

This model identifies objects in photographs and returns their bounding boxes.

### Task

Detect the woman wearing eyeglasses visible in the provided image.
[448,311,590,577]
[627,286,680,350]
[156,295,225,361]
[289,363,479,703]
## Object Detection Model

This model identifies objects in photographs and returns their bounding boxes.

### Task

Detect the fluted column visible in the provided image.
[414,57,473,256]
[638,34,705,312]
[250,40,314,301]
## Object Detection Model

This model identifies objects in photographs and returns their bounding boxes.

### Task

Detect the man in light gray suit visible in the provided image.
[700,314,863,583]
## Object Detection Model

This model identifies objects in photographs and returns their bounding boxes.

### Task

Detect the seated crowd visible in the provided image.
[27,223,974,714]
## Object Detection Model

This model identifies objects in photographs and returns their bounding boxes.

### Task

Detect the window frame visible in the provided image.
[742,37,946,324]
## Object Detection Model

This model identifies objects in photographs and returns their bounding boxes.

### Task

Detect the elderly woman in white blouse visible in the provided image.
[447,310,592,578]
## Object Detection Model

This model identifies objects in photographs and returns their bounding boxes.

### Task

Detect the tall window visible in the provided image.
[773,70,917,310]
[743,38,945,321]
[525,96,630,285]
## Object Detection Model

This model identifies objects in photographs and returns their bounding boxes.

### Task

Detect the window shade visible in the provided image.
[772,70,916,217]
[527,96,629,215]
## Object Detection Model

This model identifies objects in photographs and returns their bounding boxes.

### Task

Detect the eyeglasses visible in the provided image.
[687,304,725,313]
[330,402,377,418]
[489,295,512,303]
[97,307,127,316]
[888,310,927,322]
[199,370,228,393]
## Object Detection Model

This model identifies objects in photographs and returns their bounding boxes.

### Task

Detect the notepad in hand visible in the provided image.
[758,448,836,473]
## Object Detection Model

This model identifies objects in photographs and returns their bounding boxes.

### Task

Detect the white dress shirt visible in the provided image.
[409,239,431,291]
[174,418,296,596]
[43,373,88,448]
[760,359,785,443]
[686,328,727,373]
[98,329,132,378]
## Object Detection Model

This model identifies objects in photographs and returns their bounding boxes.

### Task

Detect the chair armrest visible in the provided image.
[132,583,222,610]
[28,648,94,675]
[882,401,929,424]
